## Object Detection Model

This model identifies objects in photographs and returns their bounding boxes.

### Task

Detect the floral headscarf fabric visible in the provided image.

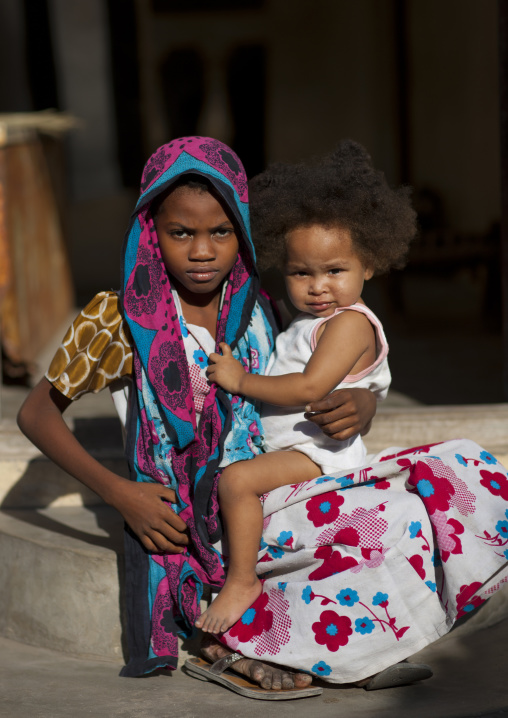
[119,138,277,676]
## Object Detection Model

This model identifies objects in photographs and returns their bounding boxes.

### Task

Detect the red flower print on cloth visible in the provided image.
[350,547,389,574]
[309,545,359,580]
[455,581,485,619]
[306,492,344,527]
[380,444,440,462]
[431,510,464,562]
[479,470,508,501]
[312,610,352,651]
[408,554,426,580]
[407,461,455,514]
[334,526,360,546]
[252,587,292,657]
[228,592,273,643]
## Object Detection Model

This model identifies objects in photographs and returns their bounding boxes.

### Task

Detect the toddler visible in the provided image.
[195,140,416,634]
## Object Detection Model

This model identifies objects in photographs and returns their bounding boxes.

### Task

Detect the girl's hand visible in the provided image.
[110,481,189,554]
[207,343,246,395]
[304,388,377,441]
[17,378,189,555]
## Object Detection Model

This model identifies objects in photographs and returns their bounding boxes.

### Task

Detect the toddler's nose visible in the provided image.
[309,277,327,294]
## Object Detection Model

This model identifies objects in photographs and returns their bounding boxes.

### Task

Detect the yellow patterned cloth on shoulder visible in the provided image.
[46,291,133,399]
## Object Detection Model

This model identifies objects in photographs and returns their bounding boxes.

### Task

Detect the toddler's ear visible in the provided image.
[364,267,374,281]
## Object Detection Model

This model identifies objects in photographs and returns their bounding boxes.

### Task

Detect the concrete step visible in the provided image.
[0,503,203,664]
[0,416,128,508]
[0,505,126,660]
[367,402,508,464]
[2,404,507,509]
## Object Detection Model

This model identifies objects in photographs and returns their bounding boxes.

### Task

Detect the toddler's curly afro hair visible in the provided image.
[249,140,417,275]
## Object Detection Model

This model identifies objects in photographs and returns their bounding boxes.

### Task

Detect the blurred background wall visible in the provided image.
[0,0,503,403]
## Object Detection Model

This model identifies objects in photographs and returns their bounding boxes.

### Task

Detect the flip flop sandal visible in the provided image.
[184,655,323,701]
[363,661,433,690]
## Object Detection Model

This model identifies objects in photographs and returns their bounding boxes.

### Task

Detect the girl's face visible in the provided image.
[154,185,239,305]
[284,224,373,317]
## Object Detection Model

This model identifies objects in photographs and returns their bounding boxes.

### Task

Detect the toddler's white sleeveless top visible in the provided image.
[261,303,391,475]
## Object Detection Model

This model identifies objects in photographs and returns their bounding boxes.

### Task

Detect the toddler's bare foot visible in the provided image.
[195,577,262,634]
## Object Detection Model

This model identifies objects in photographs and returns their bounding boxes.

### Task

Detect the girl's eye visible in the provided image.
[213,228,233,238]
[170,230,191,239]
[329,268,342,275]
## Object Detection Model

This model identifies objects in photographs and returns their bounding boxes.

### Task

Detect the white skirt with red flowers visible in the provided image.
[221,439,508,683]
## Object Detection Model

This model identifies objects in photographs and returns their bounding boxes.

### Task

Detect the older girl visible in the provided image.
[17,138,373,698]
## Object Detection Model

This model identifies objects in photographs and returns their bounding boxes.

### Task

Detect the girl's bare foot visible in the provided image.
[200,636,313,691]
[195,577,262,634]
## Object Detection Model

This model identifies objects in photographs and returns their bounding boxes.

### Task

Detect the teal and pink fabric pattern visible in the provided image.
[119,138,277,676]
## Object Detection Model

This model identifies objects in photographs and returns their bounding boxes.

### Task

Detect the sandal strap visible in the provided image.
[209,653,244,676]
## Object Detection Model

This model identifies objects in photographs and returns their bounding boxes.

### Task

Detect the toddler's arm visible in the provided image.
[207,310,375,407]
[17,378,189,554]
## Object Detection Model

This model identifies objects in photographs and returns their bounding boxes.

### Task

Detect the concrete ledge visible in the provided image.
[366,403,508,465]
[0,505,202,663]
[0,506,125,660]
[0,416,128,508]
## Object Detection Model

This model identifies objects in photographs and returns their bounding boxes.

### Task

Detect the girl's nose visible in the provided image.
[189,233,215,261]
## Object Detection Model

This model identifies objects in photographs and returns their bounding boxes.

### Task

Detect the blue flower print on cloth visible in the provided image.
[415,479,434,498]
[179,316,189,338]
[455,454,468,467]
[241,608,256,625]
[316,475,334,485]
[312,661,332,677]
[337,589,359,606]
[277,531,293,547]
[372,592,389,606]
[335,474,355,487]
[193,349,208,369]
[496,520,508,538]
[480,451,497,465]
[267,546,284,559]
[355,617,375,635]
[409,521,422,538]
[302,586,313,604]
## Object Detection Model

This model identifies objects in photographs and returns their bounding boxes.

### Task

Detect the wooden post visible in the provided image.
[500,0,508,398]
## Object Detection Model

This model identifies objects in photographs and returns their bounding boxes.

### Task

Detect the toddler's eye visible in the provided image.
[329,268,343,274]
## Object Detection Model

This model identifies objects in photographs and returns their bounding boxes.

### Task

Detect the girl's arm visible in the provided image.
[305,388,377,440]
[207,310,375,407]
[17,378,189,554]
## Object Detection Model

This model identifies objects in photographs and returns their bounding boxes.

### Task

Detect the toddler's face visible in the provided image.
[283,224,373,317]
[154,186,239,304]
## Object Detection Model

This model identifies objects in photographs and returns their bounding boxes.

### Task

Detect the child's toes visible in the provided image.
[212,616,224,634]
[198,612,211,632]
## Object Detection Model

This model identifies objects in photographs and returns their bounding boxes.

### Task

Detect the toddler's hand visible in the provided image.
[207,342,246,395]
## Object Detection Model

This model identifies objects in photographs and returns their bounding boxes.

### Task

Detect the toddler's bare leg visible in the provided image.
[195,451,321,634]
